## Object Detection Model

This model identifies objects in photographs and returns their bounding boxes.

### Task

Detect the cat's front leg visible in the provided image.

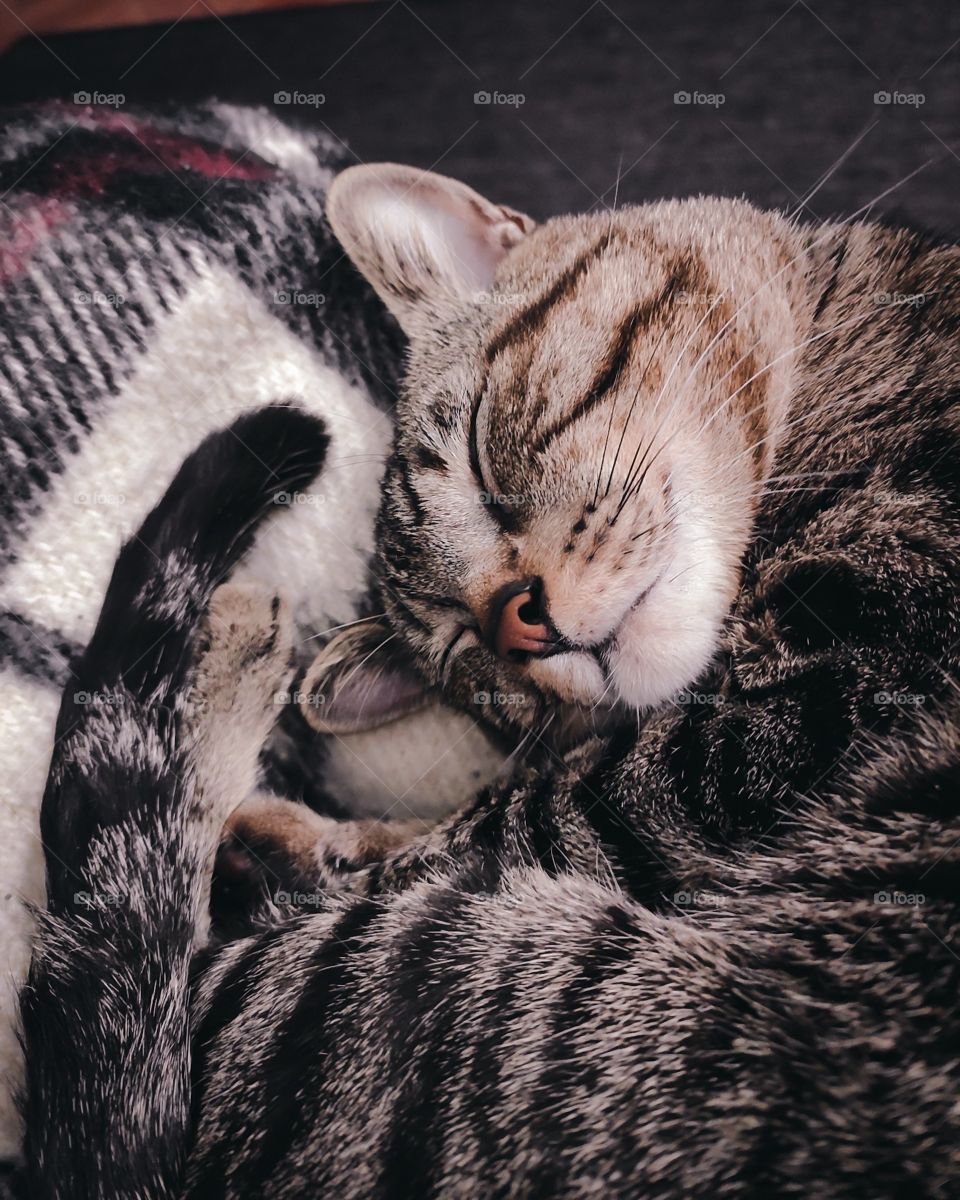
[187,582,296,944]
[214,792,427,920]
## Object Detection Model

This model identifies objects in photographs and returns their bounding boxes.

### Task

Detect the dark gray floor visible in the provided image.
[1,0,959,230]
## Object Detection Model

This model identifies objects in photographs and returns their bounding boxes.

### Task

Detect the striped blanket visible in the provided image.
[0,101,498,1162]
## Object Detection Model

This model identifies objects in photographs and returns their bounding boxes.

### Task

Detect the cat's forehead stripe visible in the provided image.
[482,229,618,365]
[526,275,680,459]
[476,248,727,469]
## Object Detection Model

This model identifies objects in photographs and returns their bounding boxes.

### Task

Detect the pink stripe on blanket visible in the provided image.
[0,197,72,286]
[76,107,278,183]
[0,106,279,283]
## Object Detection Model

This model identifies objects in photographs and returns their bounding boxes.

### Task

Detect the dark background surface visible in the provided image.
[1,0,959,230]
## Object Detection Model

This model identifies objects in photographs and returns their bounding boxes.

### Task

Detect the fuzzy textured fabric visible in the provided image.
[0,101,499,1161]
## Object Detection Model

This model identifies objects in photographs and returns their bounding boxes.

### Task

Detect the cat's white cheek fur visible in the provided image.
[608,504,735,709]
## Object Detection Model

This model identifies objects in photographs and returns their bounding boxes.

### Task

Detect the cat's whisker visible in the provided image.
[589,671,619,714]
[681,427,841,504]
[643,294,732,430]
[619,311,866,522]
[692,331,768,413]
[623,292,817,508]
[595,157,937,520]
[324,456,391,470]
[610,293,729,501]
[696,310,865,443]
[616,429,678,519]
[629,520,664,543]
[301,612,388,643]
[598,321,672,506]
[760,469,852,484]
[612,313,766,513]
[619,159,939,501]
[787,117,879,223]
[717,393,863,479]
[844,156,939,225]
[611,152,625,212]
[500,708,556,774]
[337,631,398,691]
[756,485,834,496]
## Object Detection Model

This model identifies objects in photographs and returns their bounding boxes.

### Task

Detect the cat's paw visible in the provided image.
[187,584,295,824]
[195,582,293,706]
[213,792,426,913]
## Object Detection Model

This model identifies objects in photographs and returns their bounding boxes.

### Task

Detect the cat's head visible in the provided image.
[304,165,808,741]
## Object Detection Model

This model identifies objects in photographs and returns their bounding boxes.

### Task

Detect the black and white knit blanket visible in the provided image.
[0,101,499,1160]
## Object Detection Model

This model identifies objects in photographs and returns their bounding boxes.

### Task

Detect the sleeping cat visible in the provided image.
[21,166,960,1198]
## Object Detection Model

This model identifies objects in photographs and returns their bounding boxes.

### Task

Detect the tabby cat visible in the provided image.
[21,165,960,1198]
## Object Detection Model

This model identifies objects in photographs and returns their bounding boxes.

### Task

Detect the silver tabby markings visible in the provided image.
[21,169,960,1198]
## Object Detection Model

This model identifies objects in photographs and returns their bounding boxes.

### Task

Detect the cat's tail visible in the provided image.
[19,405,329,1200]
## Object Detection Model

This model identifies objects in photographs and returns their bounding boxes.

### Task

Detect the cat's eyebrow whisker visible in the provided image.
[597,320,672,506]
[628,157,938,485]
[596,159,938,518]
[696,310,866,444]
[787,117,879,223]
[719,390,862,478]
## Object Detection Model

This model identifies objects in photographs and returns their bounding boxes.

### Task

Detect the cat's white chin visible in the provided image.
[528,650,607,706]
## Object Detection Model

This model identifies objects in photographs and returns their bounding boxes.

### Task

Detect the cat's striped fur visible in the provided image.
[20,406,329,1195]
[21,169,960,1197]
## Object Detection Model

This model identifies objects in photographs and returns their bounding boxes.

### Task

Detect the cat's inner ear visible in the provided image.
[327,163,536,336]
[299,621,428,735]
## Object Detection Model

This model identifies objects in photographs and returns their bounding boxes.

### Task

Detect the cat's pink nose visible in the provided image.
[491,586,552,661]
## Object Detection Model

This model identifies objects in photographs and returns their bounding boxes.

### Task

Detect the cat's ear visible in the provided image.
[298,620,429,735]
[327,163,535,336]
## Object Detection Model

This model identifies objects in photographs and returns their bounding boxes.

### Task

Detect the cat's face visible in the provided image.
[305,166,808,740]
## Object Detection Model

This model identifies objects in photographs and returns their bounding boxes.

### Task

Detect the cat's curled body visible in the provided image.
[21,170,960,1199]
